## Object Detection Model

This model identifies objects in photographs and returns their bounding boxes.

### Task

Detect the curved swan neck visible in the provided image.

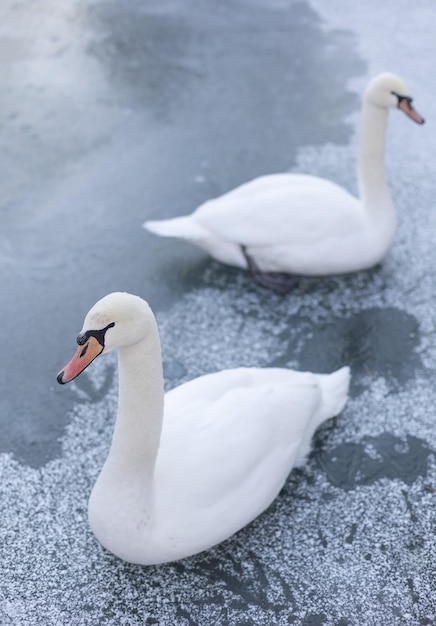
[109,318,164,473]
[357,100,392,209]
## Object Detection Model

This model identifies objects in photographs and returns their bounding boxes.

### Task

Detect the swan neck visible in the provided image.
[110,323,164,473]
[358,101,391,207]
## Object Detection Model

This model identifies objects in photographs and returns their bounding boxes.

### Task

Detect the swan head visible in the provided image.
[364,72,425,124]
[57,292,153,384]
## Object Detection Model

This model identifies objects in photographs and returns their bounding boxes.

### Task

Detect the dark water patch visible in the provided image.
[87,4,196,120]
[318,528,328,548]
[402,489,416,521]
[318,433,432,491]
[345,523,358,544]
[301,614,327,626]
[407,578,420,604]
[87,0,365,181]
[271,307,425,397]
[163,360,188,381]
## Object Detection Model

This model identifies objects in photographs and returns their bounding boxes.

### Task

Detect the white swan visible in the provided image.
[57,292,350,565]
[144,73,424,293]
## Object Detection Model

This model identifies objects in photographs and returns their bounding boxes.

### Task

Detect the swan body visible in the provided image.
[144,73,424,285]
[57,292,350,565]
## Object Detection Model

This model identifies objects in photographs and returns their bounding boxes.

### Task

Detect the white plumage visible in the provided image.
[144,73,424,290]
[57,292,350,565]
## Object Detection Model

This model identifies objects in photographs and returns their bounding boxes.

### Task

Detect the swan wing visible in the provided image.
[155,368,322,545]
[194,179,362,247]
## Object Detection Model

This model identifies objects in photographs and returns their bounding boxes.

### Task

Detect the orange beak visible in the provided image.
[57,336,103,384]
[398,98,425,124]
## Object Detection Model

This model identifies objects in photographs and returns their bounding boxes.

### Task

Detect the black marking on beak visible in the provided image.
[391,91,413,106]
[57,371,65,384]
[76,322,115,348]
[391,90,425,125]
[391,91,413,108]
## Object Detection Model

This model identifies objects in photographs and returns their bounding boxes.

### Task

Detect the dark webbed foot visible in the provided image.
[241,245,298,295]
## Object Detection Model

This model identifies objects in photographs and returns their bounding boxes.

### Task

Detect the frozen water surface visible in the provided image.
[0,0,435,624]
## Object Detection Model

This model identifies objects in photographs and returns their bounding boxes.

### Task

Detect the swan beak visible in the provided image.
[399,98,425,124]
[57,336,103,384]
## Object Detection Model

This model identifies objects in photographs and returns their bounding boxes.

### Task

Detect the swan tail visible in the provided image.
[314,366,350,428]
[143,216,208,242]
